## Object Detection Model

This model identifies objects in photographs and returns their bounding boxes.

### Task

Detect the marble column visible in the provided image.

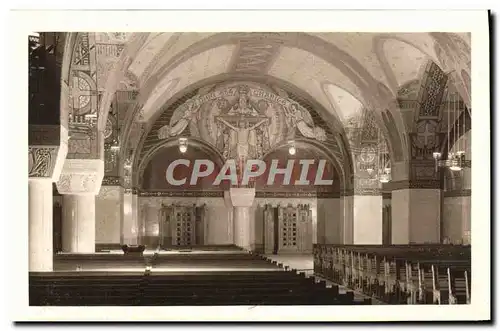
[316,200,326,244]
[223,191,234,245]
[340,195,354,244]
[392,188,441,244]
[228,188,255,250]
[62,194,96,253]
[56,159,104,253]
[353,195,383,244]
[29,179,54,272]
[121,190,139,245]
[318,198,342,244]
[443,165,471,244]
[28,126,68,272]
[443,192,471,244]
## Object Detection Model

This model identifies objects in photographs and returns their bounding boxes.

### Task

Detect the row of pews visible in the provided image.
[30,251,372,306]
[313,244,471,305]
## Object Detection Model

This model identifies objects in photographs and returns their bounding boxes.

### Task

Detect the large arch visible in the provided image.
[62,32,472,179]
[102,33,412,167]
[136,136,226,189]
[129,75,355,191]
[260,138,345,192]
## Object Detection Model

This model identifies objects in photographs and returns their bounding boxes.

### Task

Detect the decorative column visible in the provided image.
[28,129,68,271]
[340,192,354,244]
[121,189,139,245]
[343,108,385,245]
[317,195,342,244]
[56,159,104,253]
[391,180,441,244]
[353,187,383,245]
[228,188,255,250]
[350,144,384,245]
[29,178,55,271]
[223,191,234,245]
[389,160,441,245]
[28,32,69,271]
[443,163,471,244]
[389,126,444,244]
[389,61,452,244]
[61,194,96,252]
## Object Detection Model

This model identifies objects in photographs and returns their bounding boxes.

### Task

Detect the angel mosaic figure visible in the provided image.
[157,102,200,139]
[285,102,327,141]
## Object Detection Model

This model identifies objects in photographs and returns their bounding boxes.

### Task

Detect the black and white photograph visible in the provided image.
[7,8,491,322]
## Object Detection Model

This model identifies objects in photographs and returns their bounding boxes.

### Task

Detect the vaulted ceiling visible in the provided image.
[86,32,470,169]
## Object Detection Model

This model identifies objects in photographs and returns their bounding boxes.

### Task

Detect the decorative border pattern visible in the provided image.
[137,190,343,198]
[138,191,224,198]
[397,100,419,110]
[57,172,101,195]
[444,189,471,197]
[55,159,104,195]
[353,187,382,196]
[97,185,121,199]
[255,191,340,198]
[102,176,121,186]
[384,179,441,191]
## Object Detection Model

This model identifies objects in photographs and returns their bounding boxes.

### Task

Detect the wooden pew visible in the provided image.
[30,250,367,306]
[313,244,471,305]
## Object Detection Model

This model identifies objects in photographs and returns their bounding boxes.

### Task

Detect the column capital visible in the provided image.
[229,188,255,207]
[56,159,104,195]
[28,126,68,182]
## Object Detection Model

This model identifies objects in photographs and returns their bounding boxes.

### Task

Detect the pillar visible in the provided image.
[62,194,96,253]
[443,190,471,244]
[121,190,139,245]
[28,137,68,271]
[56,159,104,253]
[317,197,342,244]
[392,188,441,244]
[353,195,383,244]
[340,194,354,244]
[228,188,255,250]
[223,191,234,245]
[443,158,471,244]
[29,179,54,272]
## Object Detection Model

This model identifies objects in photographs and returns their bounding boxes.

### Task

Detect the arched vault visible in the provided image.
[62,32,470,185]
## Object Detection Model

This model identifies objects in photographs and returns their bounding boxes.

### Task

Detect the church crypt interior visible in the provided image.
[28,32,472,306]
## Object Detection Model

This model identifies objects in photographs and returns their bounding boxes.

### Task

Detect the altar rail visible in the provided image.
[313,244,471,305]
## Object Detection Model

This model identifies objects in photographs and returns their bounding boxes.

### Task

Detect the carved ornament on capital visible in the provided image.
[28,146,60,180]
[56,159,104,195]
[229,187,256,208]
[97,185,121,199]
[29,125,69,181]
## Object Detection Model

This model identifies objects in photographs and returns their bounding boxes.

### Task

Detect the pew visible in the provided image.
[30,251,370,306]
[313,244,471,305]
